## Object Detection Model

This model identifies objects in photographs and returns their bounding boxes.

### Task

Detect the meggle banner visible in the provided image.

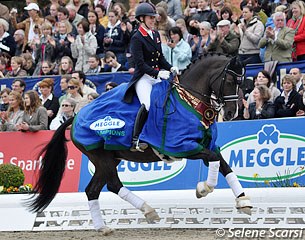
[78,117,305,191]
[0,131,82,192]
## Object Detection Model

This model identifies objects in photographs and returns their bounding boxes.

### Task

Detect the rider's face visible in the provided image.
[143,15,156,29]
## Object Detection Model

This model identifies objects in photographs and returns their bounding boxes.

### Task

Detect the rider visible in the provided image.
[123,2,178,152]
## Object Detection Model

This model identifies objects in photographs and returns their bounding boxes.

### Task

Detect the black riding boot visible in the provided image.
[130,104,149,152]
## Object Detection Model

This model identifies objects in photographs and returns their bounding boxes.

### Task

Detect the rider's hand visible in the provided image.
[157,70,170,79]
[170,66,179,75]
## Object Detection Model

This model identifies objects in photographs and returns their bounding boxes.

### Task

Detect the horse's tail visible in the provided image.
[27,117,75,212]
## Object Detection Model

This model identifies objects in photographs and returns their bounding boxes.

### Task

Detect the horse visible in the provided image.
[28,53,252,235]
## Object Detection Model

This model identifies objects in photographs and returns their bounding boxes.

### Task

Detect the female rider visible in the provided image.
[123,2,178,152]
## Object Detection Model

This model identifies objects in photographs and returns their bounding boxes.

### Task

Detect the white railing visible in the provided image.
[0,188,304,231]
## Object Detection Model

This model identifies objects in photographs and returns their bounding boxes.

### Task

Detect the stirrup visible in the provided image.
[130,139,148,152]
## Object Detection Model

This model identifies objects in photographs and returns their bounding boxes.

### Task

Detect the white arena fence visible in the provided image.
[0,188,304,231]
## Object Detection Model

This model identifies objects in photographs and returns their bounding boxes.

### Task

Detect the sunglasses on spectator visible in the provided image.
[62,104,71,107]
[67,86,77,90]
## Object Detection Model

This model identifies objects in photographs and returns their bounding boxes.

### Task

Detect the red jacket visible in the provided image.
[287,17,305,59]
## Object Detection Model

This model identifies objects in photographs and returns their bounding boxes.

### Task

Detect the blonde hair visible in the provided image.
[291,0,305,16]
[0,18,9,32]
[281,74,297,89]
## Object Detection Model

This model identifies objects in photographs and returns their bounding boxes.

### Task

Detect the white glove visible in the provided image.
[170,66,179,75]
[157,70,170,79]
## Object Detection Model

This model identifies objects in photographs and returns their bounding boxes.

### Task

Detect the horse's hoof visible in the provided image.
[236,196,253,215]
[141,202,160,223]
[196,181,214,198]
[97,226,114,236]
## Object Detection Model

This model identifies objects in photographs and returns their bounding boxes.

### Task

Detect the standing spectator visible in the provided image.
[274,74,304,117]
[192,0,219,28]
[219,6,234,23]
[40,61,56,75]
[195,21,212,58]
[71,70,97,98]
[103,51,127,72]
[38,78,60,128]
[33,21,56,76]
[50,98,76,130]
[0,19,16,57]
[287,0,305,61]
[10,3,45,52]
[0,91,24,132]
[259,12,295,63]
[59,56,74,75]
[243,85,275,119]
[69,19,98,72]
[183,0,198,23]
[289,67,304,93]
[163,0,183,21]
[95,4,108,28]
[113,2,128,22]
[11,79,26,96]
[86,55,103,74]
[67,0,91,18]
[175,18,193,47]
[235,6,264,64]
[5,56,27,78]
[155,7,172,32]
[0,88,11,111]
[66,4,85,29]
[207,20,240,56]
[103,10,126,65]
[247,70,281,104]
[13,30,25,57]
[16,90,48,132]
[88,10,105,58]
[163,27,192,72]
[21,53,36,76]
[54,20,73,63]
[57,6,78,36]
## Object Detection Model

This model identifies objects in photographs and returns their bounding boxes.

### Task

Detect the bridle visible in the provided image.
[172,59,244,112]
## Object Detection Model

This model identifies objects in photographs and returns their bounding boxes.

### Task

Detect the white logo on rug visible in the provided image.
[90,116,125,130]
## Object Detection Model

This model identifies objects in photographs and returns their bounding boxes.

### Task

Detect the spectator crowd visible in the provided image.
[0,0,305,132]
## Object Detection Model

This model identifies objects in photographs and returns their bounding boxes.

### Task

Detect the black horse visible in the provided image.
[28,53,252,235]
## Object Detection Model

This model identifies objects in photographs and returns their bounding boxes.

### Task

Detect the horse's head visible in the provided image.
[179,54,244,121]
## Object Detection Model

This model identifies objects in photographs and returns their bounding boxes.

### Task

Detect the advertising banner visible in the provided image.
[78,117,305,191]
[0,131,82,192]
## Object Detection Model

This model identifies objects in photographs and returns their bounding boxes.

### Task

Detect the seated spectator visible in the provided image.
[274,74,304,117]
[289,68,304,93]
[54,20,73,63]
[59,75,72,104]
[40,61,56,76]
[5,56,27,78]
[234,6,264,65]
[38,78,60,128]
[13,29,25,57]
[219,6,235,23]
[183,0,198,23]
[104,81,118,92]
[16,90,48,132]
[11,79,26,96]
[243,85,275,119]
[10,3,45,53]
[86,55,103,74]
[163,27,192,72]
[57,6,78,36]
[247,70,281,104]
[66,4,85,29]
[59,56,74,75]
[192,0,219,28]
[50,98,76,130]
[67,0,90,19]
[95,4,108,28]
[103,51,127,72]
[207,20,240,57]
[259,12,295,63]
[87,92,100,102]
[64,77,88,113]
[72,70,97,97]
[0,18,16,57]
[21,53,36,76]
[155,7,172,32]
[113,2,128,22]
[69,19,98,72]
[0,91,24,132]
[0,88,11,111]
[0,56,8,78]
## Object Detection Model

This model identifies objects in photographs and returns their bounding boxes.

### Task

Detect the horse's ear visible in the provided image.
[227,56,245,85]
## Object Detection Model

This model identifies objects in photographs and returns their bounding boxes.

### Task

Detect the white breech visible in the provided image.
[135,74,161,111]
